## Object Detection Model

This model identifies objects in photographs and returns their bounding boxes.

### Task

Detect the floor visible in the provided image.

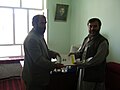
[0,77,25,90]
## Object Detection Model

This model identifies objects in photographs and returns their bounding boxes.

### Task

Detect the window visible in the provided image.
[22,0,43,9]
[0,0,47,59]
[0,8,13,44]
[0,0,20,7]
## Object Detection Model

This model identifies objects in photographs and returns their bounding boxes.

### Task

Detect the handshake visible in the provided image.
[52,51,93,69]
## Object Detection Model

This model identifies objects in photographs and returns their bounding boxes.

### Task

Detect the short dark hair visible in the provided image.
[32,15,45,26]
[87,18,102,27]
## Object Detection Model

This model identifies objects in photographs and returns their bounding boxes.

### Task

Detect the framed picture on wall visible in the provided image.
[54,4,69,21]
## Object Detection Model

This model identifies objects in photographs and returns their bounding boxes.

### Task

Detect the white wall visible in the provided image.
[70,0,120,63]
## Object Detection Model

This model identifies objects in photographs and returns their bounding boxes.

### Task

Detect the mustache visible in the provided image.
[89,30,100,36]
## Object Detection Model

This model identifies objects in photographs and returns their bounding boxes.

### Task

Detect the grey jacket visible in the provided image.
[22,29,55,86]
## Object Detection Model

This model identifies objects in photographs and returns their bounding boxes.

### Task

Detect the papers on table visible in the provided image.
[57,54,76,66]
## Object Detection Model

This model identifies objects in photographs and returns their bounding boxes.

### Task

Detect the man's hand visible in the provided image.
[49,51,61,59]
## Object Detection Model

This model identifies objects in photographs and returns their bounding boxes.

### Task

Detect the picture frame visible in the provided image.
[54,4,69,21]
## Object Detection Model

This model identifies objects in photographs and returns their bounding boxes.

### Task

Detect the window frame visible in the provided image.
[0,0,47,59]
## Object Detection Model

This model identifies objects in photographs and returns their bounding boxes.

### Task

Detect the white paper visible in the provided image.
[60,54,75,66]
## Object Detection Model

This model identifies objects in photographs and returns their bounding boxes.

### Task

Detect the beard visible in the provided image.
[89,29,100,37]
[40,27,46,35]
[36,26,46,35]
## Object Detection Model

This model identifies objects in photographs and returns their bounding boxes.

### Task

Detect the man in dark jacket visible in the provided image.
[69,18,109,90]
[22,15,64,90]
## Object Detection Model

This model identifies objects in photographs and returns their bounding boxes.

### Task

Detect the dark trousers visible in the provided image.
[24,81,48,90]
[26,85,47,90]
[81,81,105,90]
